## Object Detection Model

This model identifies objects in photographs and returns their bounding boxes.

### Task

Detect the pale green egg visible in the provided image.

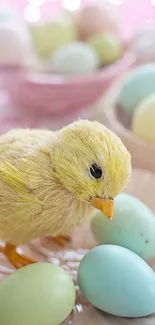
[118,64,155,113]
[78,245,155,317]
[132,94,155,143]
[48,42,100,75]
[0,263,76,325]
[88,32,123,66]
[91,193,155,260]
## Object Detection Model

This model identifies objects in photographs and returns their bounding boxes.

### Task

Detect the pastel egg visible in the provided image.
[88,33,123,66]
[118,64,155,113]
[0,7,19,22]
[91,193,155,260]
[78,245,155,317]
[0,21,36,67]
[48,42,99,75]
[76,2,119,40]
[0,11,14,22]
[131,27,155,63]
[0,263,75,325]
[29,16,76,60]
[132,94,155,143]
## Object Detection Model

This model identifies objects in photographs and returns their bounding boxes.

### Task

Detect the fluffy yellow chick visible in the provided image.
[0,120,131,268]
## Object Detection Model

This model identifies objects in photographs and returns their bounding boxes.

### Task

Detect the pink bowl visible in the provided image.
[1,52,135,116]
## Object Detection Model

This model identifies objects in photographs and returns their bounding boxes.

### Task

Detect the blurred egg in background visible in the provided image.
[29,14,77,60]
[132,94,155,143]
[48,42,100,74]
[0,6,20,22]
[0,21,37,67]
[75,1,120,40]
[0,0,133,117]
[88,32,123,65]
[131,26,155,63]
[118,64,155,114]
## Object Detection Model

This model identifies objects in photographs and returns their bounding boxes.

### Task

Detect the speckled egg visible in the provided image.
[118,64,155,113]
[29,16,76,60]
[78,245,155,317]
[48,42,100,75]
[88,32,123,66]
[132,94,155,143]
[76,2,119,40]
[0,263,75,325]
[91,193,155,260]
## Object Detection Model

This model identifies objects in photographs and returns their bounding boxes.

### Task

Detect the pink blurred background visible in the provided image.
[1,0,155,131]
[1,0,155,39]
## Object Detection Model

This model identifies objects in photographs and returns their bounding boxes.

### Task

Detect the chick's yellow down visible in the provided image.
[0,120,131,267]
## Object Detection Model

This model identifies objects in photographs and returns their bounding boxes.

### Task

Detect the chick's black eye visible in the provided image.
[90,163,102,179]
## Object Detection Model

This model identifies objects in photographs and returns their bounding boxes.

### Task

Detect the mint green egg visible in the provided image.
[78,245,155,317]
[119,64,155,112]
[91,193,155,260]
[49,42,99,75]
[0,263,75,325]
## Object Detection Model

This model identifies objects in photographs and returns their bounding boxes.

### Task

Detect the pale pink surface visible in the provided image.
[1,51,135,116]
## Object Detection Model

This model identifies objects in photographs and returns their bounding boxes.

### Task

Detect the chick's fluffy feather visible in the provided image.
[0,120,131,245]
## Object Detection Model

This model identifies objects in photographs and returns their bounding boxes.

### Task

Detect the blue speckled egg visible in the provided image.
[48,42,100,75]
[119,64,155,113]
[91,193,155,260]
[78,245,155,318]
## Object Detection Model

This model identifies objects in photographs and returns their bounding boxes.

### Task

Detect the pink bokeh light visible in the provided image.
[0,0,155,38]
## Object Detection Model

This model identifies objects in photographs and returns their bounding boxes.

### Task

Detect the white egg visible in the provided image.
[0,21,37,67]
[131,26,155,63]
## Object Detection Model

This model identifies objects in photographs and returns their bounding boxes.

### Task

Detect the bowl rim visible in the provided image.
[0,50,136,86]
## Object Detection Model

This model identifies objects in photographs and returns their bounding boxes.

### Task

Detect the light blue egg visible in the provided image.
[91,193,155,260]
[78,245,155,317]
[119,64,155,112]
[48,42,100,75]
[0,7,19,22]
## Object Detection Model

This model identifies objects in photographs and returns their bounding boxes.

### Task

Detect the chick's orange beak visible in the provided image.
[91,198,114,219]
